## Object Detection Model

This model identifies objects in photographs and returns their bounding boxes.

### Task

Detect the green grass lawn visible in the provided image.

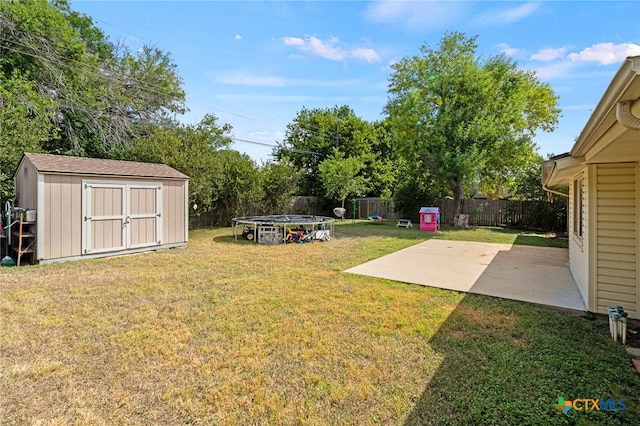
[1,223,637,425]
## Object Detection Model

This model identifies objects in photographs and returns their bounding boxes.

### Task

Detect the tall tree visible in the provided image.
[124,114,233,219]
[210,150,262,225]
[318,150,370,210]
[259,161,301,215]
[0,75,55,200]
[0,0,185,159]
[275,106,394,198]
[385,32,560,224]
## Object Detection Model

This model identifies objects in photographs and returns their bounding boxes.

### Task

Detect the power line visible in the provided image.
[231,138,321,156]
[1,25,365,153]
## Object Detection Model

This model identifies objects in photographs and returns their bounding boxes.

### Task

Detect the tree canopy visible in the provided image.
[385,32,560,221]
[124,114,233,215]
[0,0,186,199]
[318,149,370,210]
[275,105,395,199]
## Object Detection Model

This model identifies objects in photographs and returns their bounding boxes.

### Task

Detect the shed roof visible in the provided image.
[19,153,189,180]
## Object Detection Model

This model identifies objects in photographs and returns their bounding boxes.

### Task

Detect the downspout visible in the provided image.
[616,100,640,130]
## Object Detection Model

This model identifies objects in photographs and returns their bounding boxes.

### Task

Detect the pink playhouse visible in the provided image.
[419,207,440,231]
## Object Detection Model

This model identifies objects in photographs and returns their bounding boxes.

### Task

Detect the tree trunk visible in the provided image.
[450,181,467,227]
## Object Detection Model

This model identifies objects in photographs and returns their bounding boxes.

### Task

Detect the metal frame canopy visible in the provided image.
[232,215,336,244]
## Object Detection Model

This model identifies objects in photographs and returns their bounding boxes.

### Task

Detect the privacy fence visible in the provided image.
[439,198,567,231]
[193,196,566,231]
[192,196,325,228]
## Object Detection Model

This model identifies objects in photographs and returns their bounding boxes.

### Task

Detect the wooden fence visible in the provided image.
[193,196,566,231]
[439,198,567,230]
[192,196,324,227]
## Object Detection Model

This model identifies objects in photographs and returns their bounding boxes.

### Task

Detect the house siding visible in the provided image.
[569,169,590,307]
[595,163,637,318]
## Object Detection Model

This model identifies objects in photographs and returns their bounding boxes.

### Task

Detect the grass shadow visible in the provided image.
[403,293,640,425]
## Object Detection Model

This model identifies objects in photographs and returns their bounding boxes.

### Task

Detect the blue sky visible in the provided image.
[71,1,640,162]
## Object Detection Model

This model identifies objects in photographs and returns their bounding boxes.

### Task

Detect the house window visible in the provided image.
[573,177,584,238]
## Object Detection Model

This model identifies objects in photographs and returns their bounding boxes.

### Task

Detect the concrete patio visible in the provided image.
[345,239,586,312]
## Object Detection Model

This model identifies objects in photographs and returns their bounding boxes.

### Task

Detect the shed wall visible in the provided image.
[162,180,187,244]
[595,163,637,318]
[14,158,38,210]
[42,174,83,260]
[38,175,187,261]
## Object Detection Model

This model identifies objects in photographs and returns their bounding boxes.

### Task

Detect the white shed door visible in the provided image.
[83,182,162,254]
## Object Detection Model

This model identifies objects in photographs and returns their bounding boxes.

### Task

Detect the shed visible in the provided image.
[13,153,189,264]
[419,207,440,231]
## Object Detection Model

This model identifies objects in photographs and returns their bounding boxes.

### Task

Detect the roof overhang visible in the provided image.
[571,56,640,160]
[542,56,640,190]
[542,153,584,187]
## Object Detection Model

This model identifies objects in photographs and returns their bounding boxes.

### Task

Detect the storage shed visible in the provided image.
[419,207,440,231]
[13,153,189,263]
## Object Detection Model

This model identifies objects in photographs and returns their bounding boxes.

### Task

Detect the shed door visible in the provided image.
[83,182,162,254]
[128,185,161,249]
[84,183,127,254]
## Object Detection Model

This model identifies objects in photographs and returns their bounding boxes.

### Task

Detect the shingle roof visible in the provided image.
[21,153,189,180]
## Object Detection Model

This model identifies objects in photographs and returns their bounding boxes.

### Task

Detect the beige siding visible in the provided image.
[569,169,590,306]
[595,163,637,318]
[88,185,126,252]
[14,158,38,209]
[130,187,157,215]
[129,186,159,247]
[162,180,187,244]
[130,217,157,246]
[43,175,82,260]
[17,167,186,262]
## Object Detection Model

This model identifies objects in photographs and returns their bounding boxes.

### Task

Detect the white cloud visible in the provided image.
[352,48,380,62]
[306,36,345,61]
[363,1,468,30]
[527,61,577,80]
[530,47,568,62]
[496,43,525,58]
[475,2,540,26]
[498,2,540,23]
[282,36,380,63]
[234,34,243,41]
[568,42,640,65]
[282,36,305,47]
